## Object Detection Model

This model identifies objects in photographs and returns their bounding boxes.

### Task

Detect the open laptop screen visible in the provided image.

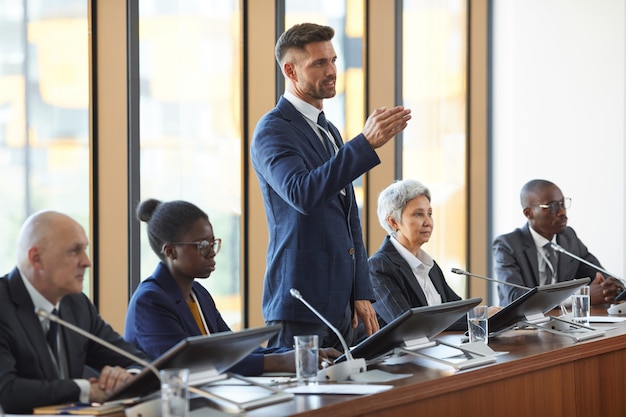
[107,324,281,401]
[488,277,591,335]
[336,297,482,363]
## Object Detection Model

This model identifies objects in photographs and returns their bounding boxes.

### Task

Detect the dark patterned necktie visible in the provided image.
[47,309,59,360]
[317,111,336,157]
[543,243,557,285]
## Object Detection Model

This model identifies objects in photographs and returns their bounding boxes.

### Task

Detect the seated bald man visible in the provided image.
[0,210,148,414]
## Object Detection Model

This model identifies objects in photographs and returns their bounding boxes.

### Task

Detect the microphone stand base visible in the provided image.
[396,340,497,371]
[316,358,367,382]
[607,303,626,315]
[525,316,605,342]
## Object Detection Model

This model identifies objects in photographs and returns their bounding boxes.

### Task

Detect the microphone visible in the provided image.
[451,268,570,316]
[289,288,366,381]
[550,243,622,281]
[550,243,626,303]
[36,309,210,410]
[450,268,531,291]
[37,309,158,377]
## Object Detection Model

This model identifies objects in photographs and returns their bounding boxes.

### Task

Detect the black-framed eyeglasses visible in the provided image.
[536,198,571,215]
[169,239,222,256]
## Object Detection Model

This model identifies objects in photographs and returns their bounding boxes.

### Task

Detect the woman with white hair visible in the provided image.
[369,179,464,329]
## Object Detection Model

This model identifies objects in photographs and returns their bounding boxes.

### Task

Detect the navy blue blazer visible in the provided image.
[251,96,379,326]
[369,236,463,328]
[493,223,604,306]
[0,268,146,414]
[125,262,280,376]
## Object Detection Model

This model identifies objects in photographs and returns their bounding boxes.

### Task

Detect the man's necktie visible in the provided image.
[317,111,336,157]
[47,309,59,360]
[543,243,557,285]
[317,111,346,204]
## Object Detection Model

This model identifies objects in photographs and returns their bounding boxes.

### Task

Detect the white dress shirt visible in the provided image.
[389,236,442,305]
[18,269,91,403]
[528,227,557,285]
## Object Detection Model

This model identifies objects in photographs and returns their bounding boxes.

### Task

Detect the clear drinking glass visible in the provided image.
[160,368,189,417]
[467,305,489,344]
[294,335,319,385]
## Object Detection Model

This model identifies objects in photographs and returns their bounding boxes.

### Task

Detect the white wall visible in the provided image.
[491,0,626,283]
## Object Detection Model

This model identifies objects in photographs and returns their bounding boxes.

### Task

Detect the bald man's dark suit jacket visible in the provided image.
[0,268,147,414]
[369,236,463,329]
[493,223,604,306]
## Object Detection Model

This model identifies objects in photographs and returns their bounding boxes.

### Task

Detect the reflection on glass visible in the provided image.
[402,0,468,297]
[138,1,242,329]
[284,0,365,215]
[0,0,90,294]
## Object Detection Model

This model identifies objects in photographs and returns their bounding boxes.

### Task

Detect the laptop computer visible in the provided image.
[488,277,591,336]
[336,297,482,363]
[106,324,282,401]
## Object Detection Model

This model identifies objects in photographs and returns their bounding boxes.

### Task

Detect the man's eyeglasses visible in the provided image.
[536,198,571,215]
[169,239,222,256]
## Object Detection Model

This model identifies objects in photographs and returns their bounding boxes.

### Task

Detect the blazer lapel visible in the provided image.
[8,269,59,378]
[58,301,85,377]
[555,233,581,281]
[521,224,541,286]
[153,263,204,336]
[428,264,449,301]
[277,97,332,163]
[382,237,429,306]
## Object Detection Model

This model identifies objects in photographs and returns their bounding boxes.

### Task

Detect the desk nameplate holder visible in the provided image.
[391,337,497,371]
[495,313,606,342]
[125,372,294,417]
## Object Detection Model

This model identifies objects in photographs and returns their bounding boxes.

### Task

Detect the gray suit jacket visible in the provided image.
[492,223,603,306]
[369,236,462,327]
[0,267,148,414]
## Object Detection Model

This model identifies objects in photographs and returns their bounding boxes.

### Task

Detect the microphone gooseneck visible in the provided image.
[289,288,354,361]
[36,308,159,377]
[550,243,622,281]
[550,243,626,301]
[289,288,367,382]
[451,268,531,290]
[38,308,218,406]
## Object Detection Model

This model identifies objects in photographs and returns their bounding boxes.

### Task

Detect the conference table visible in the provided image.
[107,307,626,417]
[224,307,626,417]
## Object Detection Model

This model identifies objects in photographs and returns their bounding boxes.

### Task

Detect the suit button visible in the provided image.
[348,248,355,255]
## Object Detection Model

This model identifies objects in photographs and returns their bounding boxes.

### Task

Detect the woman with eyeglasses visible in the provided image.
[124,198,338,375]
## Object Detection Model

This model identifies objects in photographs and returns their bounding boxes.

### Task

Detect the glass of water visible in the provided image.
[294,335,319,385]
[467,305,489,344]
[571,285,591,324]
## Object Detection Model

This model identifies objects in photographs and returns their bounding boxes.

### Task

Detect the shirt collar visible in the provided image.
[283,91,322,125]
[528,225,556,250]
[389,235,434,271]
[18,268,59,320]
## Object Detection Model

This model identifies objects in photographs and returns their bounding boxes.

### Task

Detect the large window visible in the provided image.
[401,0,468,297]
[0,0,90,292]
[490,0,625,302]
[138,1,242,328]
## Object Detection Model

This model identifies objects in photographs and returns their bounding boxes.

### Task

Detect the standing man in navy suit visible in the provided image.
[251,22,411,349]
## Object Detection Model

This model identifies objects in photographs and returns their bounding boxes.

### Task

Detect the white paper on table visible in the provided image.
[589,316,626,323]
[284,384,393,395]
